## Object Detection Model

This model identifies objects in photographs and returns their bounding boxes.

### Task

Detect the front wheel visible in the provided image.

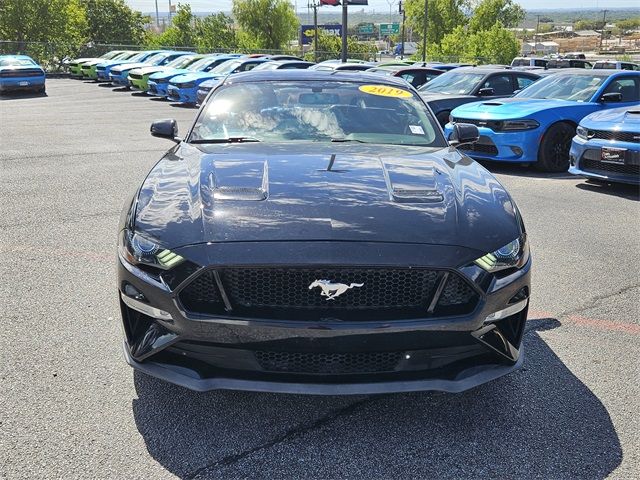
[536,123,575,172]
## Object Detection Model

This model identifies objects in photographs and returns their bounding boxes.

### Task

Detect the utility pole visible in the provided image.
[168,0,173,23]
[313,1,319,63]
[534,14,541,54]
[155,0,160,28]
[421,0,428,63]
[600,9,608,50]
[341,0,348,62]
[399,1,405,59]
[385,0,395,23]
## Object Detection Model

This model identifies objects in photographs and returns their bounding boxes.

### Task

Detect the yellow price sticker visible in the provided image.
[359,84,413,98]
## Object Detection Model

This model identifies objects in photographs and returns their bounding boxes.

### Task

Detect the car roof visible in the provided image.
[446,66,515,74]
[224,69,413,88]
[0,54,35,59]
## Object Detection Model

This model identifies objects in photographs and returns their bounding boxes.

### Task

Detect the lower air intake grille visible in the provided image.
[255,350,402,374]
[177,267,479,320]
[582,159,640,176]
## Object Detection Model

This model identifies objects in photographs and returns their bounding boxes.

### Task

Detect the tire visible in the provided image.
[37,85,46,94]
[436,110,451,128]
[536,123,575,172]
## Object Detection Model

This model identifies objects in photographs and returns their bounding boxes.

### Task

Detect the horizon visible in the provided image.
[124,1,640,14]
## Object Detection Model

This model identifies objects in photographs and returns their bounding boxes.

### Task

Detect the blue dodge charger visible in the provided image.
[445,70,640,171]
[0,55,46,94]
[569,107,640,185]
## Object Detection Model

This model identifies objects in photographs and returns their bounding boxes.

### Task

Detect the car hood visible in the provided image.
[133,143,521,254]
[419,93,477,102]
[131,65,168,76]
[71,57,98,64]
[581,107,640,132]
[150,68,189,80]
[112,62,150,73]
[171,72,218,83]
[451,97,585,119]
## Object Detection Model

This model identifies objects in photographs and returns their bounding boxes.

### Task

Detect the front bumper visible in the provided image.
[167,85,197,104]
[444,123,542,163]
[110,72,130,87]
[117,241,531,394]
[569,136,640,185]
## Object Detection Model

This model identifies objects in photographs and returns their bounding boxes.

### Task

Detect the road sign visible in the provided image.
[358,23,374,34]
[379,23,400,35]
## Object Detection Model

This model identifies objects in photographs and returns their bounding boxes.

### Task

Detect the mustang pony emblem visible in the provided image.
[308,280,364,300]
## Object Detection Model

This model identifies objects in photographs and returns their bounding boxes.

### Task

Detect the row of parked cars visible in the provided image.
[3,48,638,184]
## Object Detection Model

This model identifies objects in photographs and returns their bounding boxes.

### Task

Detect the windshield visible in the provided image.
[101,51,122,60]
[515,74,606,102]
[210,60,242,74]
[190,81,444,147]
[418,72,485,94]
[145,53,167,65]
[127,52,150,62]
[0,58,36,67]
[187,56,225,71]
[166,55,194,68]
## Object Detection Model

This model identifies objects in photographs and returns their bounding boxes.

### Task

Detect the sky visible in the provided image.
[125,1,640,13]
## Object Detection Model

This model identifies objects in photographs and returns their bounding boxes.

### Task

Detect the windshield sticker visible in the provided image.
[359,85,413,98]
[409,125,425,135]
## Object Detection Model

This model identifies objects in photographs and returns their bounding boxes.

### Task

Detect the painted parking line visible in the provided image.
[529,309,639,335]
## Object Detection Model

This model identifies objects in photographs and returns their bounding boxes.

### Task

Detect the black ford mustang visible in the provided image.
[117,70,531,394]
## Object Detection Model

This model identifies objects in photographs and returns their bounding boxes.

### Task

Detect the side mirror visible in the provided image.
[478,87,495,96]
[600,92,622,103]
[449,123,480,147]
[150,119,180,143]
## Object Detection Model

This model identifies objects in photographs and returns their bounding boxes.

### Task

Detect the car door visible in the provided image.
[598,76,640,109]
[476,73,515,98]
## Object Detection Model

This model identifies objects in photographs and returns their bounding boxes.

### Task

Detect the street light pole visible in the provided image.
[421,0,428,63]
[600,9,608,50]
[313,1,319,63]
[341,0,348,62]
[155,0,160,28]
[399,1,405,59]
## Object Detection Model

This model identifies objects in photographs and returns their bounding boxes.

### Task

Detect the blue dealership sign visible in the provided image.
[300,24,343,45]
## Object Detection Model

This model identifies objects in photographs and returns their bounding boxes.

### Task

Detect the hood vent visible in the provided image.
[209,160,269,201]
[481,102,504,106]
[381,160,443,203]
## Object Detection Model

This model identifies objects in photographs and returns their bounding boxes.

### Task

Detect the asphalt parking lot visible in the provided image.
[1,79,639,479]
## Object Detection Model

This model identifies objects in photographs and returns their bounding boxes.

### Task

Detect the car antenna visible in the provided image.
[327,153,336,171]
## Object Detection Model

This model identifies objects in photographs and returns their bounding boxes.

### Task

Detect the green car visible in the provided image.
[81,51,137,79]
[128,54,203,91]
[67,50,127,77]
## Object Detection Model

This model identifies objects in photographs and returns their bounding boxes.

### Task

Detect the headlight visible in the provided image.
[474,235,529,273]
[156,78,168,84]
[496,119,539,131]
[576,125,592,140]
[119,230,184,270]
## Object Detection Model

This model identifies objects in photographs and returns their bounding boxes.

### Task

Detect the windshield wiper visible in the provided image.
[191,136,261,144]
[330,138,367,143]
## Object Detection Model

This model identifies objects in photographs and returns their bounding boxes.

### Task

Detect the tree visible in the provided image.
[151,3,196,47]
[196,13,237,52]
[232,0,299,50]
[432,21,519,64]
[404,0,467,47]
[304,31,376,62]
[468,0,525,32]
[82,0,147,44]
[0,0,88,66]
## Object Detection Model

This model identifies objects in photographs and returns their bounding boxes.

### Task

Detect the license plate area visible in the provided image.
[19,81,29,86]
[601,147,626,164]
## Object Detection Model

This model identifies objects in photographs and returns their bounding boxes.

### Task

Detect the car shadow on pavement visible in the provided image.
[576,181,639,201]
[478,161,576,180]
[131,318,622,479]
[0,92,47,100]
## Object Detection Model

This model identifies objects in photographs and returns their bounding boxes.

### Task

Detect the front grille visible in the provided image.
[452,118,503,131]
[177,267,479,320]
[589,129,640,143]
[129,73,142,80]
[97,66,106,71]
[0,69,43,78]
[255,350,402,374]
[582,159,640,176]
[458,139,499,155]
